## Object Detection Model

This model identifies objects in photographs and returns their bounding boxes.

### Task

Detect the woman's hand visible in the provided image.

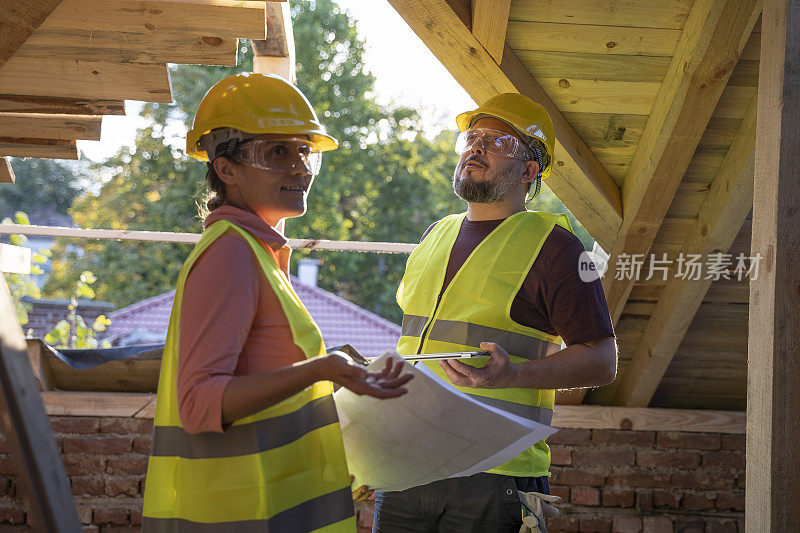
[316,353,413,398]
[350,475,374,502]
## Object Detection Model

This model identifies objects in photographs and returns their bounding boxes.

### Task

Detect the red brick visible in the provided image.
[130,508,142,526]
[601,489,635,508]
[606,472,670,488]
[635,450,701,469]
[83,526,99,533]
[51,417,100,435]
[100,418,153,435]
[571,486,600,506]
[611,516,641,533]
[63,436,132,455]
[63,455,106,476]
[99,528,139,532]
[0,477,10,496]
[132,436,151,454]
[0,457,16,475]
[736,473,745,489]
[72,476,105,496]
[674,518,704,533]
[94,507,128,525]
[547,515,579,532]
[671,471,733,490]
[550,446,572,466]
[0,437,8,454]
[572,449,635,468]
[715,491,745,511]
[635,490,652,513]
[0,501,25,523]
[643,517,673,533]
[550,485,570,503]
[106,455,149,476]
[579,517,612,532]
[681,492,715,510]
[701,451,745,471]
[105,476,140,497]
[76,504,93,524]
[652,489,681,509]
[721,434,745,451]
[548,428,591,446]
[550,469,606,487]
[591,430,654,447]
[705,519,738,533]
[657,432,721,451]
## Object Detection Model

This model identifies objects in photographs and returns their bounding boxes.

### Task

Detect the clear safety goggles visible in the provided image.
[232,137,323,175]
[455,128,533,161]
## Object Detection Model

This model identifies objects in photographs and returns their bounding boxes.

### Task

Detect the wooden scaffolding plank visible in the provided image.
[471,0,511,63]
[602,0,761,324]
[389,0,623,250]
[0,95,124,115]
[509,0,693,29]
[0,137,79,160]
[615,93,757,407]
[0,157,14,183]
[0,275,81,531]
[746,0,800,529]
[0,57,172,102]
[0,0,63,68]
[0,113,102,141]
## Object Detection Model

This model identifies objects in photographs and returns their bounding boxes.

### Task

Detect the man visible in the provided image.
[373,93,617,532]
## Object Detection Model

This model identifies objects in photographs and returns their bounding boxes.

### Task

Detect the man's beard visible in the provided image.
[453,163,517,203]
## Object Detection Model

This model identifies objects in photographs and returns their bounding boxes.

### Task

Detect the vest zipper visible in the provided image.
[416,292,443,354]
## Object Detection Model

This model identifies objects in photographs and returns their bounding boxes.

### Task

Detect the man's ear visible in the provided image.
[212,157,239,186]
[521,160,539,185]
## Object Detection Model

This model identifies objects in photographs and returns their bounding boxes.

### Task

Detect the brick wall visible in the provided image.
[0,418,745,532]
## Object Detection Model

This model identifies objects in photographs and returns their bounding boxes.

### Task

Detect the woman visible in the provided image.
[142,72,411,532]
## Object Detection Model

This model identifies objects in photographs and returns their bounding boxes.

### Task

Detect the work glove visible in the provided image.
[518,490,560,533]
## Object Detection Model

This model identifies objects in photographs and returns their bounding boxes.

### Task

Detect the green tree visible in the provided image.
[0,158,84,219]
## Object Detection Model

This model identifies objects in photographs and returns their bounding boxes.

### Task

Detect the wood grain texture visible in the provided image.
[517,51,671,83]
[0,157,13,183]
[509,0,693,29]
[746,0,800,528]
[41,391,155,418]
[602,0,761,325]
[553,404,745,434]
[389,0,622,249]
[252,1,295,81]
[0,113,102,141]
[471,0,511,63]
[0,95,124,115]
[0,0,63,68]
[0,137,79,159]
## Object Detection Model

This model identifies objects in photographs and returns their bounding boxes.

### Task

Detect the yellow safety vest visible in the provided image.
[143,220,355,532]
[397,211,572,478]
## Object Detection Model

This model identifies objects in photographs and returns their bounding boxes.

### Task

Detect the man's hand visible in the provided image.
[439,342,518,389]
[318,353,413,398]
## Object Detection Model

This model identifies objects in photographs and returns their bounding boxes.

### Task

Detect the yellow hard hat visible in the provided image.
[186,72,338,162]
[456,93,555,179]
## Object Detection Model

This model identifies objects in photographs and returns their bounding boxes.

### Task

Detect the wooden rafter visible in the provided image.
[602,0,762,324]
[252,1,296,82]
[0,157,14,183]
[0,113,102,141]
[0,137,79,160]
[471,0,511,63]
[615,93,757,407]
[0,95,124,115]
[746,0,800,528]
[0,0,63,69]
[388,0,622,249]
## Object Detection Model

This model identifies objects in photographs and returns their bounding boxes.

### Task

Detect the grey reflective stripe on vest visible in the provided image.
[151,395,338,459]
[426,319,554,360]
[401,313,428,338]
[467,394,553,425]
[142,486,354,532]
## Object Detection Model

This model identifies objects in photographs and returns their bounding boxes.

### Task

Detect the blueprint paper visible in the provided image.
[333,353,557,492]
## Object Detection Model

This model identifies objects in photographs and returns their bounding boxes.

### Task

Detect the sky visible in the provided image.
[77,1,474,162]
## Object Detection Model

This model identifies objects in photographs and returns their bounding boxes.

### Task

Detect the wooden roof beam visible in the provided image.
[388,0,622,249]
[0,113,102,141]
[471,0,511,64]
[0,157,14,183]
[602,0,762,324]
[0,0,63,68]
[615,93,757,407]
[0,95,124,115]
[252,1,295,82]
[0,137,79,160]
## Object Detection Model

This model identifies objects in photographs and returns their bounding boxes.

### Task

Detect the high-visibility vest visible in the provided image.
[143,220,355,532]
[397,211,572,478]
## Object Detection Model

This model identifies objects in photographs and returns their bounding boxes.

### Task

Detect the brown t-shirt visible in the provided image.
[423,216,615,346]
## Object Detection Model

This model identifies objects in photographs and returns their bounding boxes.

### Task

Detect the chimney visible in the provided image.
[297,258,320,286]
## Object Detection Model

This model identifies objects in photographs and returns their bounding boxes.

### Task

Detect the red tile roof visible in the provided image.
[108,277,401,357]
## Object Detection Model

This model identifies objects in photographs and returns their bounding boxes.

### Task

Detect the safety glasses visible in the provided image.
[233,138,323,175]
[454,128,533,161]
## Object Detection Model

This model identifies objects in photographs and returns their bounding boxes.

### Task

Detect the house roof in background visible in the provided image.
[108,277,400,357]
